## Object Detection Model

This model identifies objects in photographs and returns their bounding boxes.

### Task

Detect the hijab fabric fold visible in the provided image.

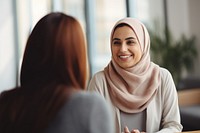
[104,18,161,113]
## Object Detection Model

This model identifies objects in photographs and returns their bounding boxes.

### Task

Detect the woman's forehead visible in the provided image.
[112,26,137,39]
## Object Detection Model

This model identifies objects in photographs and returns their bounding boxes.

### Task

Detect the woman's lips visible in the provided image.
[119,55,132,59]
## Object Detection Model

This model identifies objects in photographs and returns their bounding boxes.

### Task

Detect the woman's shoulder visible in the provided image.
[53,91,109,123]
[158,67,176,91]
[47,91,113,133]
[91,70,107,83]
[0,87,23,118]
[159,67,171,75]
[159,67,173,80]
[0,87,21,102]
[88,70,108,93]
[92,70,105,79]
[69,91,106,106]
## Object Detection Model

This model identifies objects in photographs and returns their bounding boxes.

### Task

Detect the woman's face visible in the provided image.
[111,25,142,69]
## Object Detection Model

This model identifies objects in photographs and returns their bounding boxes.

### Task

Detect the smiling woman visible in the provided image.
[111,24,142,69]
[88,17,183,133]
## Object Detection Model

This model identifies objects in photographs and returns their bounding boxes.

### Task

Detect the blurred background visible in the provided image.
[1,0,200,131]
[1,0,200,92]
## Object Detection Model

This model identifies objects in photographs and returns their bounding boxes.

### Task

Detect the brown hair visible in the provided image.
[21,12,88,89]
[0,12,88,132]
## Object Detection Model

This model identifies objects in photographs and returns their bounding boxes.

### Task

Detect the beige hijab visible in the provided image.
[104,18,161,113]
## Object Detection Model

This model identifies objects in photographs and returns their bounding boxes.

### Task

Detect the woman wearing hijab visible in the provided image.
[0,12,114,133]
[88,18,182,133]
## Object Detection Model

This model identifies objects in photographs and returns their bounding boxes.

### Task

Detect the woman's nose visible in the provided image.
[120,43,128,52]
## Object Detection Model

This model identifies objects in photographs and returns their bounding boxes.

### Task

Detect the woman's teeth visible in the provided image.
[119,55,130,58]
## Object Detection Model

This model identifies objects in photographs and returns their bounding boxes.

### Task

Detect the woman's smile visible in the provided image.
[118,54,133,61]
[111,25,142,68]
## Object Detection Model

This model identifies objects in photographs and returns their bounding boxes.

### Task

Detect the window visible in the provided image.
[91,0,126,75]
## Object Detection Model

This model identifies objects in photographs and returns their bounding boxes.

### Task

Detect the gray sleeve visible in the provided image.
[88,92,115,133]
[45,92,114,133]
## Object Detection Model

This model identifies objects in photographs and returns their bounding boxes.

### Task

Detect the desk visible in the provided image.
[178,131,200,133]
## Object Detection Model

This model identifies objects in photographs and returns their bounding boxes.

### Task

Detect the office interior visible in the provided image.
[1,0,200,92]
[0,0,200,131]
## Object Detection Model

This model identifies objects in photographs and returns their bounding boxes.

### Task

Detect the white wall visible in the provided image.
[188,0,200,78]
[168,0,190,38]
[148,0,165,27]
[0,0,17,92]
[167,0,200,78]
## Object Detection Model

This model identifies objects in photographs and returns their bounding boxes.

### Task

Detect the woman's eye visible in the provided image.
[113,41,121,45]
[127,40,135,45]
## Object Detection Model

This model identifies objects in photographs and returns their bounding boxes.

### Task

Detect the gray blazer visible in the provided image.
[45,91,114,133]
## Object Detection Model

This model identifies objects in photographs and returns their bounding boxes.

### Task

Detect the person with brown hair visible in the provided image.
[88,18,183,133]
[0,12,114,133]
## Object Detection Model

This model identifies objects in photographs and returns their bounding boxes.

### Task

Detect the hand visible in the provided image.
[124,126,146,133]
[131,129,145,133]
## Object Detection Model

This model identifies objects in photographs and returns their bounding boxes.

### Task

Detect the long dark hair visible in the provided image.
[21,12,88,89]
[0,12,88,133]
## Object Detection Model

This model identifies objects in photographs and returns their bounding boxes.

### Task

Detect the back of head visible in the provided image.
[20,12,88,89]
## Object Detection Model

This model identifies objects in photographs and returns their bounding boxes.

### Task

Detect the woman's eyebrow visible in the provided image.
[125,37,136,40]
[112,38,121,41]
